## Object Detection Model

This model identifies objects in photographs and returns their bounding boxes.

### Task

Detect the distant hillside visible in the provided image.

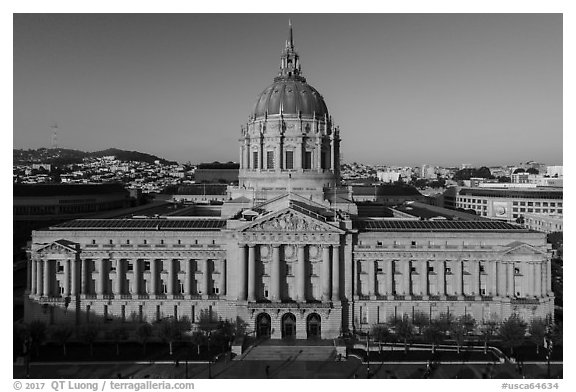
[13,147,177,165]
[88,148,177,165]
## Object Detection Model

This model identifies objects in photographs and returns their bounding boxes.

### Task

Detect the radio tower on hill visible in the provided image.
[50,122,59,149]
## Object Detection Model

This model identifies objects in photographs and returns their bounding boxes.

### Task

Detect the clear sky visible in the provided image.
[13,13,562,166]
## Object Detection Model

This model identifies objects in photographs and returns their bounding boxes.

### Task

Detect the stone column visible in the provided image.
[473,261,481,297]
[271,245,281,302]
[202,259,210,297]
[507,262,515,297]
[403,259,411,296]
[368,260,375,297]
[248,245,256,301]
[30,259,37,295]
[546,258,552,295]
[296,139,303,171]
[167,259,176,296]
[114,259,123,296]
[220,259,226,296]
[149,259,158,296]
[421,260,429,298]
[437,260,445,297]
[535,261,542,297]
[132,259,141,295]
[490,260,498,296]
[63,259,71,297]
[297,245,306,301]
[330,134,336,171]
[184,260,193,296]
[43,259,51,297]
[70,258,78,297]
[455,260,463,298]
[386,259,394,299]
[332,245,340,301]
[81,259,89,295]
[496,261,505,297]
[527,262,534,297]
[316,138,322,172]
[238,246,247,300]
[37,260,44,297]
[322,245,331,301]
[96,259,105,296]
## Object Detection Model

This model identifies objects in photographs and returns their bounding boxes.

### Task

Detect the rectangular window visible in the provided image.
[127,263,134,271]
[266,151,274,169]
[520,202,526,206]
[321,151,327,169]
[285,151,294,170]
[253,151,259,169]
[180,282,185,294]
[528,202,533,206]
[428,266,434,273]
[304,151,312,169]
[144,261,150,271]
[543,202,548,207]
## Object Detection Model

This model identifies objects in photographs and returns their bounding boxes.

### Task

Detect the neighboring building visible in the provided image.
[523,213,563,234]
[194,162,239,184]
[351,184,426,205]
[452,186,563,222]
[376,170,400,183]
[546,165,563,178]
[24,24,554,340]
[13,183,132,260]
[171,184,228,204]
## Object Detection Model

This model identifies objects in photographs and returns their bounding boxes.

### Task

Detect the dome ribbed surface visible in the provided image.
[252,79,328,118]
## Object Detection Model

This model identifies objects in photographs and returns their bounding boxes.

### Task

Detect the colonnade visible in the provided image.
[237,243,340,302]
[358,259,550,299]
[28,257,226,299]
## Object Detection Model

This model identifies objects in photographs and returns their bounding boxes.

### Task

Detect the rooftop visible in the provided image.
[354,220,531,232]
[50,218,226,231]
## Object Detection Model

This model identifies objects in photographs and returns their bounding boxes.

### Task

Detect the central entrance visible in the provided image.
[256,313,271,338]
[306,313,321,339]
[281,312,296,339]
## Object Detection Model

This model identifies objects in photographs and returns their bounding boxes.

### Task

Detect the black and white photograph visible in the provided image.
[10,6,568,386]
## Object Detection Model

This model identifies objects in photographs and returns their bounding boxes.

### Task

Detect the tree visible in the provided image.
[28,320,47,357]
[390,314,413,353]
[158,319,181,356]
[190,331,207,356]
[412,311,430,335]
[198,309,218,334]
[111,326,129,356]
[528,318,547,355]
[436,312,454,336]
[479,315,500,354]
[371,324,391,353]
[52,325,73,356]
[422,322,444,353]
[450,318,468,354]
[136,323,153,356]
[459,314,477,335]
[499,314,527,357]
[79,324,99,357]
[526,168,539,175]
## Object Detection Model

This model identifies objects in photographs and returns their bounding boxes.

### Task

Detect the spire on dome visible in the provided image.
[277,19,304,81]
[287,19,294,50]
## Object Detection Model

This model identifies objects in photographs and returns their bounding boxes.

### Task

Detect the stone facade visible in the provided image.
[24,23,554,339]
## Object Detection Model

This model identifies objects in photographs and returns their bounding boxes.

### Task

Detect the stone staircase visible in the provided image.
[240,342,337,361]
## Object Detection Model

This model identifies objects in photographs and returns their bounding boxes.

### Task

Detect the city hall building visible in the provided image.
[24,25,554,339]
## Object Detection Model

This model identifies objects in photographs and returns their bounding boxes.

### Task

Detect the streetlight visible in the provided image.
[545,326,553,378]
[366,331,371,378]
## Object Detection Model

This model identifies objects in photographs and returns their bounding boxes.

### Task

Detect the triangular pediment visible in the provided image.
[240,207,345,234]
[501,242,547,256]
[36,239,78,254]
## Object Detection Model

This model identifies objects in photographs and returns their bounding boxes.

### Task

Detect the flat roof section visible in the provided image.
[355,220,531,232]
[50,218,226,231]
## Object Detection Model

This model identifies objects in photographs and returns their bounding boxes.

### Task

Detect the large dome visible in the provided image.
[251,79,329,119]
